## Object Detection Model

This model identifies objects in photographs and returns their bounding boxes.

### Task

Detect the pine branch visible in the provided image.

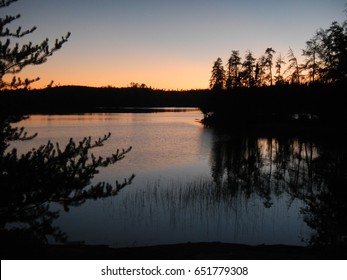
[0,0,18,9]
[0,2,71,89]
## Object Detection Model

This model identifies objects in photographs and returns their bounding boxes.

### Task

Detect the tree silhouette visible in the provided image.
[274,53,286,85]
[303,35,320,83]
[0,0,70,89]
[240,50,256,87]
[254,56,266,87]
[0,118,134,246]
[209,131,347,250]
[208,7,347,89]
[210,57,225,91]
[315,21,347,83]
[264,48,276,86]
[226,50,242,90]
[0,0,134,252]
[286,47,301,84]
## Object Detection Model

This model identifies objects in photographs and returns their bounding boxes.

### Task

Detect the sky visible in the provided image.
[3,0,346,89]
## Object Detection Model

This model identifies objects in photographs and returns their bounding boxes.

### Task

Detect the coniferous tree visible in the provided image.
[0,121,134,244]
[240,50,256,87]
[274,53,286,85]
[315,21,347,83]
[226,50,242,90]
[254,56,266,87]
[225,56,232,91]
[302,35,321,83]
[264,48,276,86]
[286,47,301,84]
[0,0,70,89]
[210,57,225,91]
[0,0,133,248]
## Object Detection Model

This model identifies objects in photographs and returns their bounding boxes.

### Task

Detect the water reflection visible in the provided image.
[2,112,347,252]
[108,131,347,248]
[209,132,347,247]
[210,134,317,207]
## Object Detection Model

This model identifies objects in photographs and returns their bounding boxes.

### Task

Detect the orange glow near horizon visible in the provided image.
[2,0,345,92]
[4,49,309,91]
[10,54,212,90]
[5,43,308,91]
[13,70,211,91]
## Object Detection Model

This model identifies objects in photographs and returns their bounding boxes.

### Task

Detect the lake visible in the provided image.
[10,109,346,248]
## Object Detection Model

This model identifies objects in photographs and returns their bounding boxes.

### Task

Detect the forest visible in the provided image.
[209,18,347,90]
[201,15,347,129]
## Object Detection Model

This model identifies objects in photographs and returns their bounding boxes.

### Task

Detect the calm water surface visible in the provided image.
[14,109,317,248]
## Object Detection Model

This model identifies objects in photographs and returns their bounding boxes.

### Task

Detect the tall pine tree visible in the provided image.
[0,0,133,253]
[210,57,225,91]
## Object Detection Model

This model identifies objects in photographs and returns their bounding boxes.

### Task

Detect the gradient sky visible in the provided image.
[3,0,346,89]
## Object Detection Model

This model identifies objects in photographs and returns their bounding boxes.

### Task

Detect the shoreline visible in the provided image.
[2,241,346,260]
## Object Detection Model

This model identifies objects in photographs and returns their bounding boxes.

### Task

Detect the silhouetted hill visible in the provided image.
[0,86,210,114]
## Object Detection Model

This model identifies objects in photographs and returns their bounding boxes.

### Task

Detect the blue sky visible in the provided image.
[3,0,346,89]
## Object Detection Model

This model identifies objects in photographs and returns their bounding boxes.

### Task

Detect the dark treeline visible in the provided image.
[201,81,347,130]
[210,17,347,90]
[1,82,347,129]
[0,7,346,124]
[205,14,347,129]
[1,15,346,125]
[0,86,211,114]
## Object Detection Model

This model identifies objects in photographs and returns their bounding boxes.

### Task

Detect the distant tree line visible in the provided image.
[210,15,347,90]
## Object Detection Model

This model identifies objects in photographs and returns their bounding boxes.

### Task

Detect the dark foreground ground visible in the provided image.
[2,242,347,260]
